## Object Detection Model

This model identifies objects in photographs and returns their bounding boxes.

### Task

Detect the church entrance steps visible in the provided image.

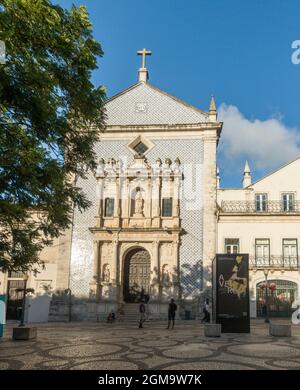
[122,303,141,322]
[121,303,169,322]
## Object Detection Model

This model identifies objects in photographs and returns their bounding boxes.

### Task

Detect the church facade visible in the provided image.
[3,51,299,323]
[54,59,222,320]
[1,53,222,321]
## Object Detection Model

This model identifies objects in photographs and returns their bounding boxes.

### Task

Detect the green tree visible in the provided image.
[0,0,106,272]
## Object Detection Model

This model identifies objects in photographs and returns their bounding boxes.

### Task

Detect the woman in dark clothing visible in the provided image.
[138,300,146,328]
[167,299,177,329]
[201,298,210,323]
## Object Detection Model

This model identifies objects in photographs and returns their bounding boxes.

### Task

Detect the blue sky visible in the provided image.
[57,0,300,187]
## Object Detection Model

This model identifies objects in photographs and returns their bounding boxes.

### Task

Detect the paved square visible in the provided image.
[1,320,300,370]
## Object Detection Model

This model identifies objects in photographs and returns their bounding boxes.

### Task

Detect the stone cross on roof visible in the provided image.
[137,48,152,69]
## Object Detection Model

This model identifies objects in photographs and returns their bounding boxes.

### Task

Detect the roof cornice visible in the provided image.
[103,122,223,132]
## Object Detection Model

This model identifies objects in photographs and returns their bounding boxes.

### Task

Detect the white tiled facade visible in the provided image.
[105,82,209,125]
[44,80,220,321]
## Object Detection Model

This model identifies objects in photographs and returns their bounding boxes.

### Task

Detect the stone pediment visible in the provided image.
[104,82,209,126]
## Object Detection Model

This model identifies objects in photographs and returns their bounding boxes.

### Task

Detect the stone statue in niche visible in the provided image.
[134,188,144,216]
[162,264,171,286]
[102,264,110,283]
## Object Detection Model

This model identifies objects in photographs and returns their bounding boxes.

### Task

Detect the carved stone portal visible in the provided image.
[123,248,150,302]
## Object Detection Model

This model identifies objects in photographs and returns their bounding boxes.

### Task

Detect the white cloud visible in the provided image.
[218,104,300,172]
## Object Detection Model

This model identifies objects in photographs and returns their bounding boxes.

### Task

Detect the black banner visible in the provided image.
[0,370,297,387]
[214,254,250,333]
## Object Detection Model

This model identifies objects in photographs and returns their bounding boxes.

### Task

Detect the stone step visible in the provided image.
[122,304,149,321]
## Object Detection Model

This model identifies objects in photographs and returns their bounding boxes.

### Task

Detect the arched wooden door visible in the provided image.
[123,248,151,303]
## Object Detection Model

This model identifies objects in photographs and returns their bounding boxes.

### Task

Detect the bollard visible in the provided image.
[0,295,6,338]
[269,323,291,337]
[204,323,221,337]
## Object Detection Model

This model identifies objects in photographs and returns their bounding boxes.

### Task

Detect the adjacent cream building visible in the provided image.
[217,158,300,318]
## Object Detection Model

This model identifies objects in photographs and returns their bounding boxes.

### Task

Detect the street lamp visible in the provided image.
[19,274,29,327]
[263,269,270,323]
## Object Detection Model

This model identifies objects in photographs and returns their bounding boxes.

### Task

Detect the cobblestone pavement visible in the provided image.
[1,320,300,370]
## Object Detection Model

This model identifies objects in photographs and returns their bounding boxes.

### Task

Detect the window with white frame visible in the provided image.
[225,238,240,254]
[255,239,270,266]
[282,193,294,211]
[283,239,298,266]
[255,193,268,212]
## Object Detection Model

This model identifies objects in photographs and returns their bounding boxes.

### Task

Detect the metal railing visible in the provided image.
[250,255,299,268]
[220,200,300,214]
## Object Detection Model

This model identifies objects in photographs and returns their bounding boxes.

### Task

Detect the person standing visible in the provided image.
[138,300,146,328]
[201,298,210,323]
[166,298,177,329]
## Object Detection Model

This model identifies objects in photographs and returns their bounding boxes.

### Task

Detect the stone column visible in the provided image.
[152,176,161,227]
[173,176,181,218]
[146,178,152,226]
[114,177,121,226]
[202,130,218,306]
[90,240,100,299]
[173,240,180,299]
[113,239,120,302]
[151,240,160,300]
[95,179,103,227]
[123,178,130,227]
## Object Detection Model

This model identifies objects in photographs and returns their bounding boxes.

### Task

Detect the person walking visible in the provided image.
[166,298,177,329]
[138,300,146,328]
[201,298,210,323]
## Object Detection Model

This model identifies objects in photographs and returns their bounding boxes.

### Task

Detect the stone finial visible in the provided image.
[209,95,217,122]
[116,159,123,171]
[105,158,117,174]
[243,160,251,188]
[244,160,251,174]
[96,158,105,177]
[156,157,162,166]
[165,158,172,167]
[174,157,181,174]
[154,158,162,175]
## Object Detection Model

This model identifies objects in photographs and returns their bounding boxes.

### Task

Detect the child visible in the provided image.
[107,310,115,323]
